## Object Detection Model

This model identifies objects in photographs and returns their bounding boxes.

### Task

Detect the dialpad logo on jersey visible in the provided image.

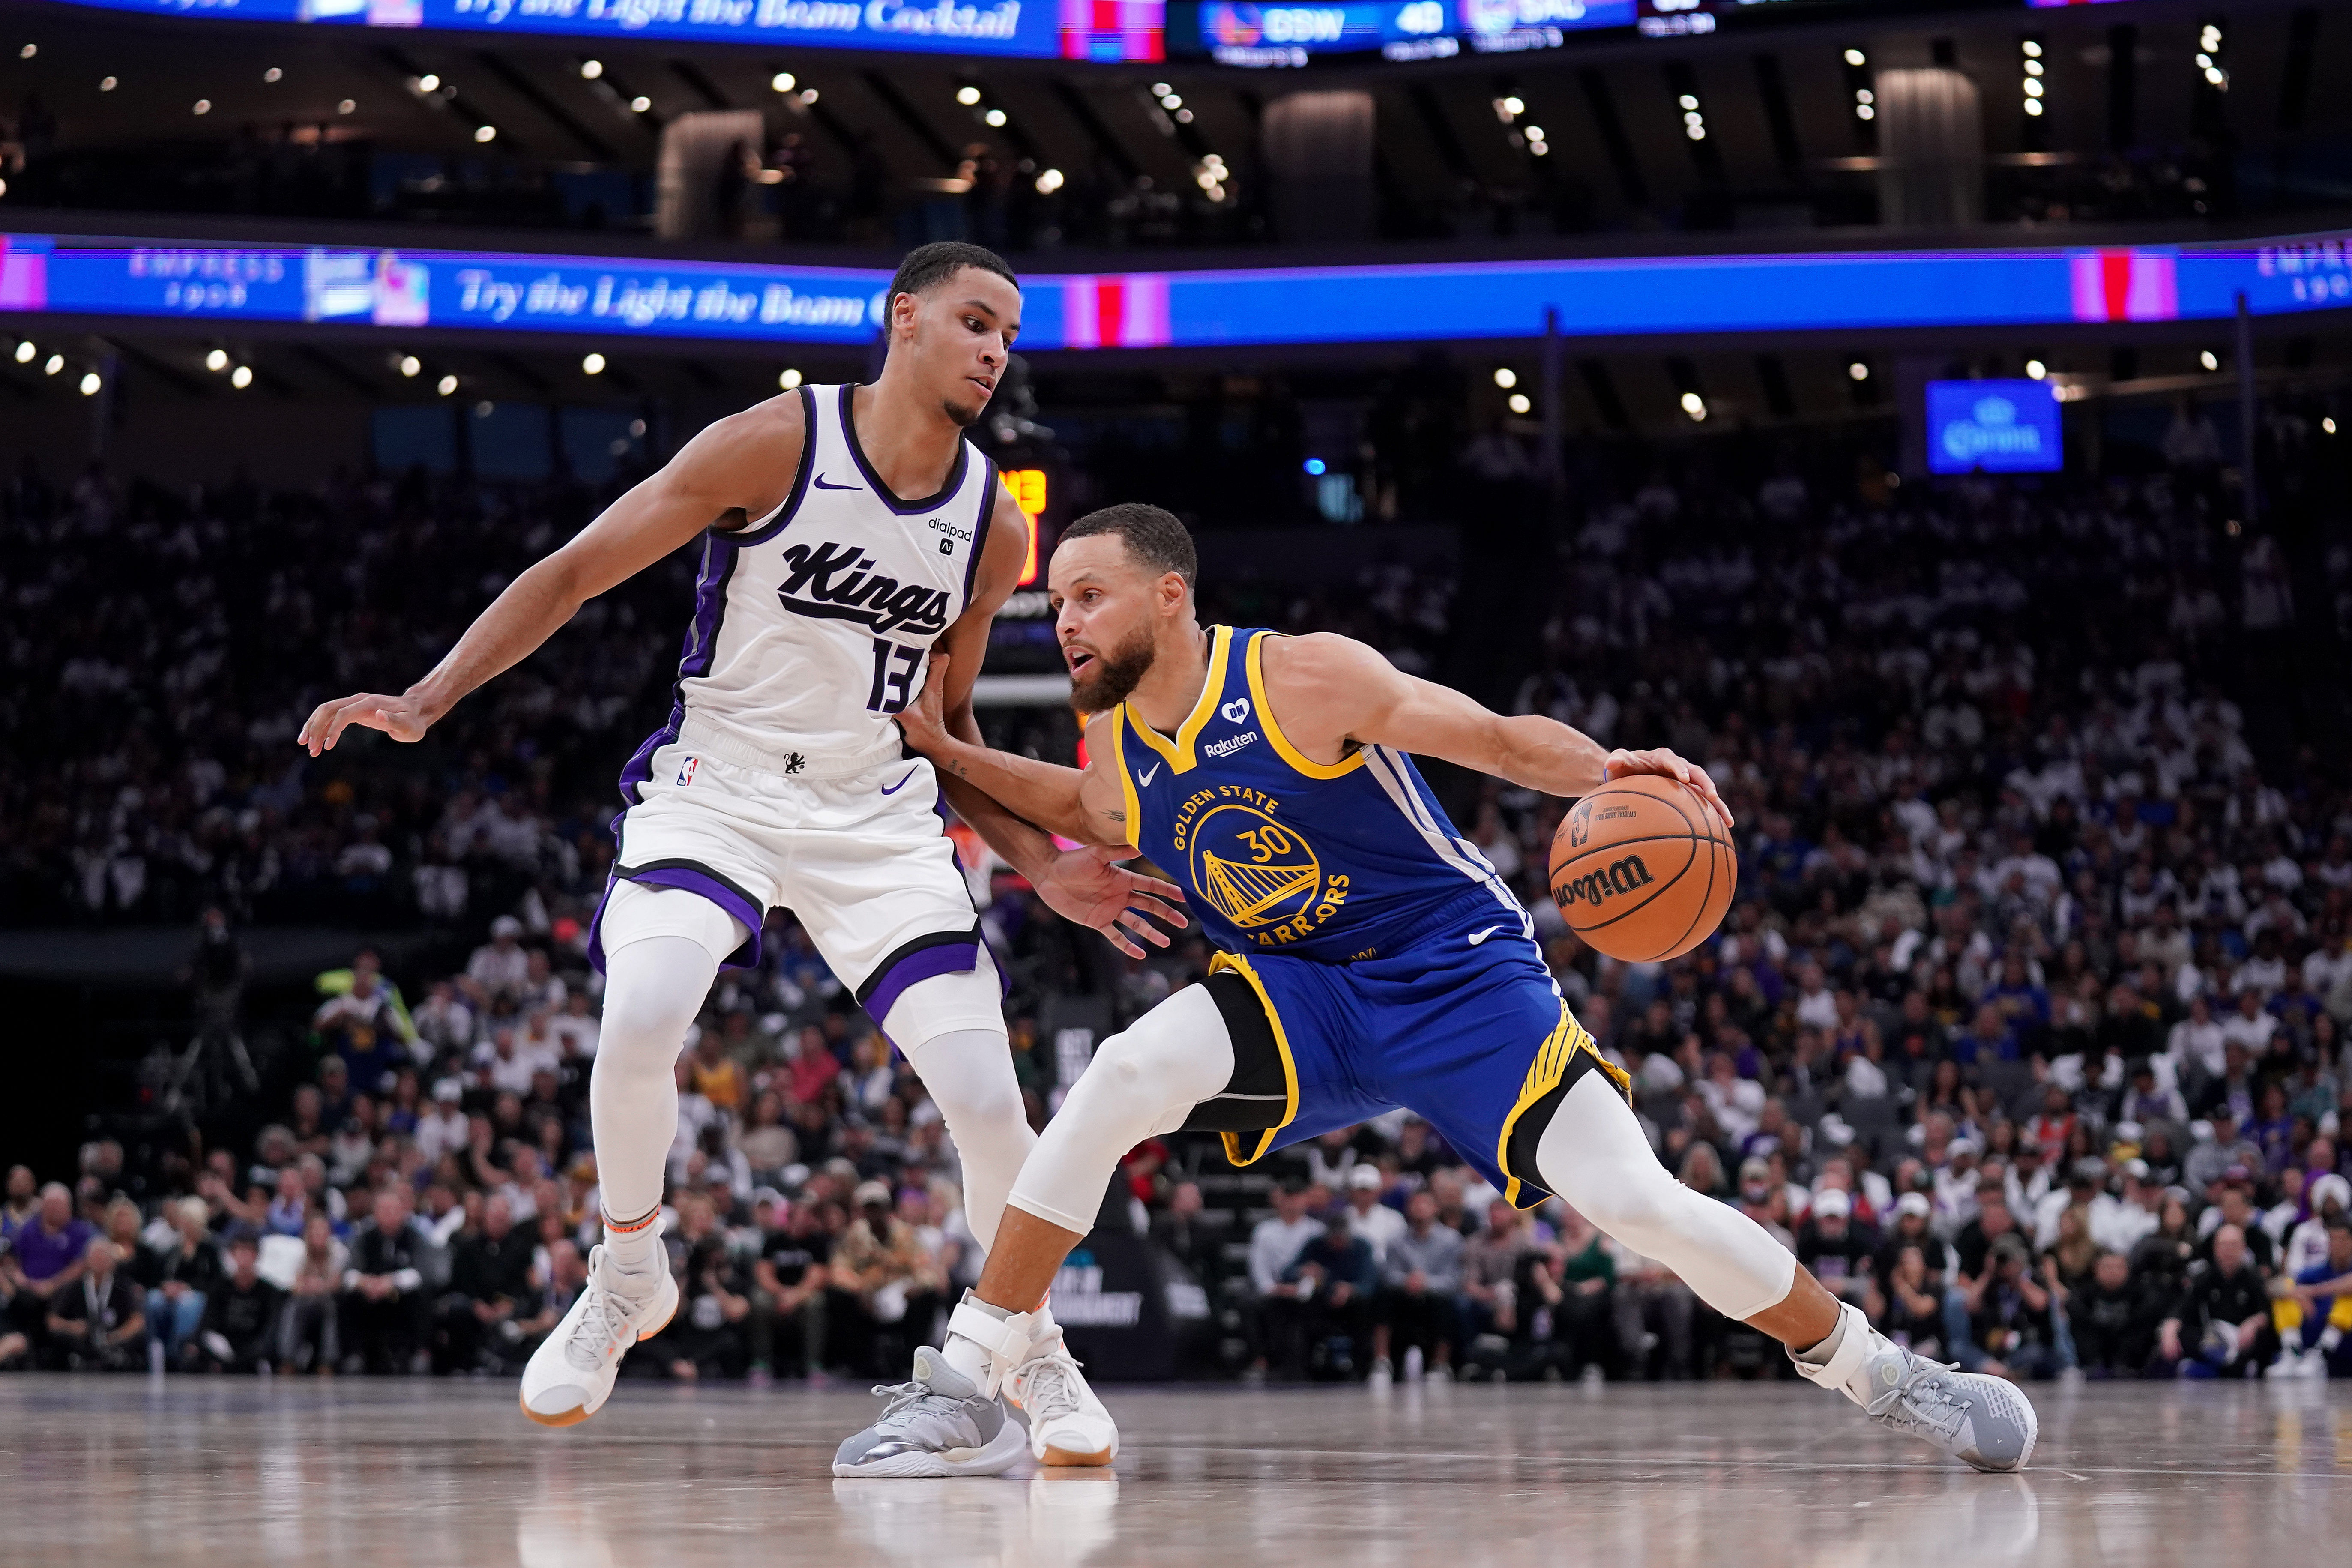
[776,541,952,638]
[1172,787,1350,946]
[1554,853,1656,912]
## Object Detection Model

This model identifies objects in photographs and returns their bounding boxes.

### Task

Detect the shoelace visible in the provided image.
[1012,1353,1086,1423]
[866,1378,960,1430]
[1873,1356,1972,1432]
[563,1281,640,1373]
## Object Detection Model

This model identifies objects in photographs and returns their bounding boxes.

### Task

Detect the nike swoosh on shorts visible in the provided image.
[881,769,917,795]
[1467,925,1502,945]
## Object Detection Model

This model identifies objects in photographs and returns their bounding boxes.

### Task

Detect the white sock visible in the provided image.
[603,1207,665,1280]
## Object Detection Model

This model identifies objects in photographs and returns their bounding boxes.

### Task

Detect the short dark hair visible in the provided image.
[888,242,1018,313]
[1060,503,1197,589]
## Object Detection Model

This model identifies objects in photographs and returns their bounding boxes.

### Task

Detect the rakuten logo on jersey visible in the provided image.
[777,541,952,637]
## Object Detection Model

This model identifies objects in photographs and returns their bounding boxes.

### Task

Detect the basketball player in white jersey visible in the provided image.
[297,244,1182,1448]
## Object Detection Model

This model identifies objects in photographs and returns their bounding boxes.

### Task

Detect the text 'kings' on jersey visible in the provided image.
[1110,626,1532,964]
[620,381,999,800]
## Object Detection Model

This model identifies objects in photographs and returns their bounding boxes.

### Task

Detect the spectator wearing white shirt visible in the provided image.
[1340,1165,1407,1265]
[548,992,600,1061]
[413,1081,471,1165]
[1792,963,1838,1032]
[2218,988,2279,1058]
[2092,1161,2164,1255]
[465,915,531,1003]
[472,1028,541,1098]
[2166,995,2227,1089]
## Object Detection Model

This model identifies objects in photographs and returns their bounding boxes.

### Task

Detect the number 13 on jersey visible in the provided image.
[866,639,924,715]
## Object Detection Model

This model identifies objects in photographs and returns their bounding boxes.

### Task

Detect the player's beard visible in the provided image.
[940,394,980,429]
[1070,623,1156,712]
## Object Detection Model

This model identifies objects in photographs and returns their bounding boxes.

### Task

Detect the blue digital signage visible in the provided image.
[31,0,1168,62]
[3,231,2347,352]
[1927,379,2063,475]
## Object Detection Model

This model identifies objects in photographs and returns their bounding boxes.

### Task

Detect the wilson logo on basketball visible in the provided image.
[1553,854,1657,911]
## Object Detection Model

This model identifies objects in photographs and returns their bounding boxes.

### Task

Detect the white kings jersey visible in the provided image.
[617,382,1000,796]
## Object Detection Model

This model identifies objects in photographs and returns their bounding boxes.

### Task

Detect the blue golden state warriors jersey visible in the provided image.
[1109,626,1529,963]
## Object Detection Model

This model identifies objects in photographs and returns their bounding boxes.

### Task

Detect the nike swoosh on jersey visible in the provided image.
[1467,925,1502,945]
[812,473,859,491]
[880,769,917,796]
[1137,762,1161,787]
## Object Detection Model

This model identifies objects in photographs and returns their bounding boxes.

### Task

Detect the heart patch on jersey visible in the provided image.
[1220,697,1251,726]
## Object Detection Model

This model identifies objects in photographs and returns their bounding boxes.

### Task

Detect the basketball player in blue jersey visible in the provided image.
[837,502,2038,1477]
[296,244,1181,1435]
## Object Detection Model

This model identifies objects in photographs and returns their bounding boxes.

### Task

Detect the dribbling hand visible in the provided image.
[1602,747,1734,834]
[298,692,434,756]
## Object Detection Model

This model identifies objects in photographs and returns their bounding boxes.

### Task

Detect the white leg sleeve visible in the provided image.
[1006,984,1236,1236]
[590,883,745,1223]
[1535,1072,1798,1323]
[902,1028,1035,1254]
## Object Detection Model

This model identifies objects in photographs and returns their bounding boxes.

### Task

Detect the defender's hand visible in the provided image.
[1602,747,1733,833]
[1032,843,1188,959]
[299,691,432,755]
[895,651,952,755]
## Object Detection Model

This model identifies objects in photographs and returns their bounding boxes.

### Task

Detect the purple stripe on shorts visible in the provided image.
[861,939,981,1034]
[587,865,764,975]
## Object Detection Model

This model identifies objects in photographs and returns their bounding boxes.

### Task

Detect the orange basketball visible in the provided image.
[1548,774,1737,963]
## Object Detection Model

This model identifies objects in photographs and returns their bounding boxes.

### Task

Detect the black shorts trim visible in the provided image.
[1500,1046,1631,1208]
[1175,970,1289,1136]
[852,922,984,1008]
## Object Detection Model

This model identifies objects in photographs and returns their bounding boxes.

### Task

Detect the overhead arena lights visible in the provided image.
[1679,92,1707,142]
[2196,21,2227,90]
[1195,154,1229,200]
[2022,37,2045,118]
[1843,47,1874,124]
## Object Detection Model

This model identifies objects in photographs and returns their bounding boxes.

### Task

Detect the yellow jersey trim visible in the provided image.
[1122,624,1233,776]
[1107,709,1142,850]
[1206,950,1300,1167]
[1245,631,1368,780]
[1493,1005,1632,1209]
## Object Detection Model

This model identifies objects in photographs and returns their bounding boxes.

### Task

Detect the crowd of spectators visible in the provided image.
[4,403,2352,1388]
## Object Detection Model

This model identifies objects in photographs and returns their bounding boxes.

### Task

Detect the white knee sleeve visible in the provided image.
[1535,1073,1797,1323]
[591,911,735,1222]
[1007,984,1236,1236]
[903,1028,1034,1255]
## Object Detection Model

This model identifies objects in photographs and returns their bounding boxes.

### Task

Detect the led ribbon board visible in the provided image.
[31,0,1166,61]
[2,232,2346,347]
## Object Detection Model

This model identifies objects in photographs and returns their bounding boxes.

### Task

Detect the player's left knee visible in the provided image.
[1564,1156,1684,1244]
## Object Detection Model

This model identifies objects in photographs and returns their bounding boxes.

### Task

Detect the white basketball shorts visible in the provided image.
[586,736,1001,1047]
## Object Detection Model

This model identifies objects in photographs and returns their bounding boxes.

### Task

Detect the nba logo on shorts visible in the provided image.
[676,756,700,787]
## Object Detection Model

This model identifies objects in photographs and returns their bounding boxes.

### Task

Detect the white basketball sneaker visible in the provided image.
[1004,1332,1118,1467]
[519,1245,679,1427]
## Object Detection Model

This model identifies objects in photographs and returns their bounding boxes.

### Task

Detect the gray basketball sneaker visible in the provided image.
[1853,1341,2039,1473]
[832,1345,1029,1479]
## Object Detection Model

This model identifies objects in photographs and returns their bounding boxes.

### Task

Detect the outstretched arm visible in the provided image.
[908,491,1184,958]
[1257,633,1732,828]
[901,653,1127,848]
[298,398,805,754]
